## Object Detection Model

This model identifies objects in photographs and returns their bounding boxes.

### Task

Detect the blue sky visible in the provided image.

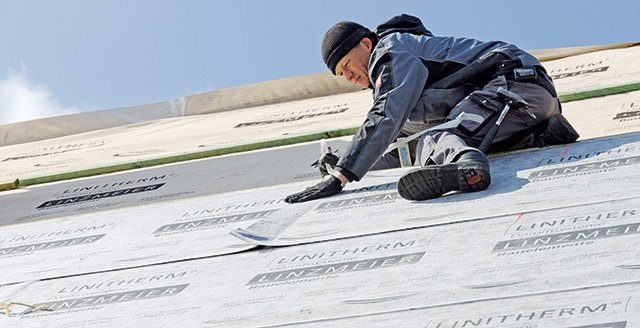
[1,0,639,123]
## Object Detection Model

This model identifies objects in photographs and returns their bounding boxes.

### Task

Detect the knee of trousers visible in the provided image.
[417,132,476,166]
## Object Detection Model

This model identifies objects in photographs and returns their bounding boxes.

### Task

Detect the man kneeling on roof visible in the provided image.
[285,14,578,203]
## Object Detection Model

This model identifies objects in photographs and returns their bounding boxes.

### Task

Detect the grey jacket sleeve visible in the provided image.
[336,39,429,181]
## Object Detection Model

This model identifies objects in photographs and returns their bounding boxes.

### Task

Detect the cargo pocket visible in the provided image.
[447,76,508,137]
[409,84,477,124]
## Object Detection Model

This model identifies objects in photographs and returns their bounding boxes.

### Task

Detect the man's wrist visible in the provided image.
[331,171,349,186]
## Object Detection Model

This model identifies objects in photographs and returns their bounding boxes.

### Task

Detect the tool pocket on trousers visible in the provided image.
[410,84,477,124]
[447,76,508,136]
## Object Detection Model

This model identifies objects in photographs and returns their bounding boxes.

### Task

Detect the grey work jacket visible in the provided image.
[336,15,541,181]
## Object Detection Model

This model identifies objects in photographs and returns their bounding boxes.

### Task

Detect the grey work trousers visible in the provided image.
[416,76,560,166]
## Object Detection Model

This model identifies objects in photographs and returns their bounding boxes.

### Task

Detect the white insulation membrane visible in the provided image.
[1,197,639,326]
[0,181,311,285]
[1,46,639,185]
[294,282,640,328]
[0,137,351,227]
[235,131,640,246]
[543,45,640,95]
[0,91,371,183]
[563,90,640,140]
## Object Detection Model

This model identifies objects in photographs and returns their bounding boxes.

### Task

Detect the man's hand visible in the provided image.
[285,175,344,203]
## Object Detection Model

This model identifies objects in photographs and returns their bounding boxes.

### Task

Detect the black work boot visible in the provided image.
[534,113,580,147]
[397,151,491,201]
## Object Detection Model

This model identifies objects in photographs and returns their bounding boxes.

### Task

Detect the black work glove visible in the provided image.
[318,152,340,177]
[285,176,343,203]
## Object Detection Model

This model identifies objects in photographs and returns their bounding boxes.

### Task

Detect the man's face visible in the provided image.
[334,38,373,88]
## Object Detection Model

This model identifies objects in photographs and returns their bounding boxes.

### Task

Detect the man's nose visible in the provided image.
[344,71,355,83]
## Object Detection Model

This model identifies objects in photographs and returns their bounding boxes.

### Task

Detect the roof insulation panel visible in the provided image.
[1,189,638,326]
[0,137,351,227]
[544,45,640,96]
[295,282,640,327]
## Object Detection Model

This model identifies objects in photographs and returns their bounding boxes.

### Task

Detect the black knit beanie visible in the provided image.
[321,21,374,74]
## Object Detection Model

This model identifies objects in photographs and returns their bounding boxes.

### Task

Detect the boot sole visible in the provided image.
[397,164,491,201]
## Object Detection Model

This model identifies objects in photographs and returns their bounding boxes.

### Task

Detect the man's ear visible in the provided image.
[360,37,373,51]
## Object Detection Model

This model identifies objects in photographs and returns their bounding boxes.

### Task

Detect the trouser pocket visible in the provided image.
[410,84,477,123]
[446,76,508,138]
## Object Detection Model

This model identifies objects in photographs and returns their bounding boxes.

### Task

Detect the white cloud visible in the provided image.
[0,68,78,125]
